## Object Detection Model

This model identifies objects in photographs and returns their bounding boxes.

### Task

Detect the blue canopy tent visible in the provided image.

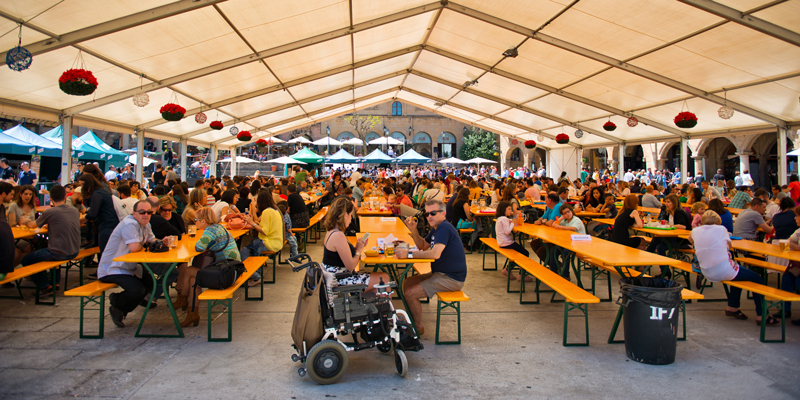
[3,125,61,157]
[0,129,37,155]
[391,149,431,164]
[41,126,107,161]
[325,148,359,164]
[358,149,393,163]
[78,131,129,165]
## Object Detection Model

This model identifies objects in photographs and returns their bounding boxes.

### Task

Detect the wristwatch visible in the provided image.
[408,252,414,259]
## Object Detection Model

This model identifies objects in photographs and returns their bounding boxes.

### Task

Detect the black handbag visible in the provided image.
[191,258,247,311]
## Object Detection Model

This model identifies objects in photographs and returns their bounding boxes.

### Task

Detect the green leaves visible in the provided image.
[459,127,498,161]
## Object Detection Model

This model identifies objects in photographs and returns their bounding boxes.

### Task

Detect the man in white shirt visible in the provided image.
[104,166,118,182]
[623,169,635,182]
[349,168,362,187]
[116,184,139,218]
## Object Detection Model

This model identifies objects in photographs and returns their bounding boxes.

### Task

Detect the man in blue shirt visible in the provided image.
[398,199,467,336]
[18,162,37,186]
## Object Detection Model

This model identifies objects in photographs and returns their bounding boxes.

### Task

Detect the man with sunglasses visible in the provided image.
[97,201,158,328]
[396,199,467,336]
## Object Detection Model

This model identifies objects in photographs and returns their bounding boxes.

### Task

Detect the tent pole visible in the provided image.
[231,146,237,177]
[180,138,188,182]
[60,115,72,186]
[778,127,788,186]
[680,137,688,184]
[136,129,144,184]
[210,144,217,178]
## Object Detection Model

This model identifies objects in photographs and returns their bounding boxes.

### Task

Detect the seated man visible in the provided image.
[529,193,563,263]
[97,200,158,328]
[19,185,81,295]
[397,200,467,336]
[729,186,753,209]
[641,186,662,208]
[732,198,772,241]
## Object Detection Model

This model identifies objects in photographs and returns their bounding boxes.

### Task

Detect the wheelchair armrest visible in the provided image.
[333,284,367,293]
[335,272,353,280]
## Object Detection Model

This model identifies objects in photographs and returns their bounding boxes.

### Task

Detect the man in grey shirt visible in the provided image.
[701,180,721,201]
[733,198,772,241]
[641,186,662,209]
[18,185,81,293]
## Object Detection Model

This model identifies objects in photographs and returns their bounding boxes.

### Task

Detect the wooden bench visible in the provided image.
[257,239,289,286]
[291,209,327,253]
[459,228,475,253]
[734,257,787,288]
[435,290,469,345]
[478,238,528,293]
[63,247,101,288]
[718,280,800,343]
[198,257,268,342]
[516,258,600,346]
[599,265,704,343]
[64,281,119,339]
[0,260,68,305]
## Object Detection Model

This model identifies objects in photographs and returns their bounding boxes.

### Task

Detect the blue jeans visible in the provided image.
[286,235,299,257]
[780,272,799,313]
[21,248,77,289]
[240,238,272,281]
[727,266,765,316]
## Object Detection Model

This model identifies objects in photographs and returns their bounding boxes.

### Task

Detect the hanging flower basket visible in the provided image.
[160,103,186,121]
[627,116,638,127]
[256,139,267,147]
[603,121,617,131]
[209,121,223,130]
[524,140,536,149]
[237,131,252,142]
[195,112,207,124]
[674,111,698,128]
[59,69,98,96]
[555,133,570,144]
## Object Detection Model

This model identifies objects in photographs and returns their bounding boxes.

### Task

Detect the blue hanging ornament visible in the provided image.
[7,26,32,72]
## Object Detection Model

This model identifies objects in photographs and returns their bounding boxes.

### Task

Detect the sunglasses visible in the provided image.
[135,210,154,215]
[424,210,444,217]
[160,208,173,212]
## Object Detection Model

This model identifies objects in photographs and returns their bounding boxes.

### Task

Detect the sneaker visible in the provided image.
[518,274,534,282]
[791,319,800,326]
[501,268,517,280]
[247,278,261,287]
[109,306,125,328]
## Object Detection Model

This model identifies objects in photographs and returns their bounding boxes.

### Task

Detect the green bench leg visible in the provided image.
[506,260,521,294]
[563,302,590,347]
[436,298,462,345]
[678,300,687,341]
[608,305,625,344]
[759,299,785,343]
[246,265,265,301]
[208,298,233,342]
[481,242,498,271]
[34,268,57,306]
[519,269,540,305]
[78,294,106,339]
[0,280,25,300]
[261,254,277,285]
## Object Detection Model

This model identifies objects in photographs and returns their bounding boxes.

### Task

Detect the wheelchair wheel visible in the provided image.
[377,339,394,355]
[306,340,349,385]
[394,348,408,377]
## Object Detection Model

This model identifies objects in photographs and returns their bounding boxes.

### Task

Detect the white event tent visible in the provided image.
[0,0,797,185]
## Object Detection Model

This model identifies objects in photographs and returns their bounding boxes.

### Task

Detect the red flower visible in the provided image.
[555,133,570,144]
[674,111,697,124]
[159,103,186,115]
[209,121,223,130]
[603,121,617,131]
[524,140,536,149]
[237,131,252,141]
[58,69,98,86]
[256,139,268,146]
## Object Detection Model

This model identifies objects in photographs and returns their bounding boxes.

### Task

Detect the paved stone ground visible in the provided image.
[1,239,799,399]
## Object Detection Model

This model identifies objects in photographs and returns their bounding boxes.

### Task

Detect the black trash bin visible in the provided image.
[618,276,683,365]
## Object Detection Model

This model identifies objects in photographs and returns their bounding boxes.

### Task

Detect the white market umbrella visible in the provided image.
[368,136,403,145]
[287,137,312,144]
[265,136,285,144]
[789,148,800,156]
[312,137,343,146]
[219,156,260,163]
[438,157,467,164]
[265,156,307,165]
[465,157,497,164]
[128,154,156,167]
[342,137,365,146]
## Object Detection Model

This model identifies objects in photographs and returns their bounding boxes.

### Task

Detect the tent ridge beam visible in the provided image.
[444,2,787,127]
[61,3,439,115]
[676,0,800,47]
[0,0,228,66]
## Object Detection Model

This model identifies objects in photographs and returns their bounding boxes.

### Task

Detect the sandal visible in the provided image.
[757,316,780,326]
[725,310,748,320]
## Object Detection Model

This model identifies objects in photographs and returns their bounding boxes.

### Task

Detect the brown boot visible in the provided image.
[180,310,200,327]
[173,295,189,311]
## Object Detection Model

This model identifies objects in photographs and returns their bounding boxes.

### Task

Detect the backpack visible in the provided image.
[191,258,247,311]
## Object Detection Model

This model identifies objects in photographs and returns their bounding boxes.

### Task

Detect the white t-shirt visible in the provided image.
[104,170,117,181]
[210,200,230,221]
[691,225,738,282]
[118,197,139,218]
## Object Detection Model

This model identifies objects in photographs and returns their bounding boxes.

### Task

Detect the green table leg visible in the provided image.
[135,263,184,338]
[207,298,233,342]
[78,294,105,339]
[608,305,625,344]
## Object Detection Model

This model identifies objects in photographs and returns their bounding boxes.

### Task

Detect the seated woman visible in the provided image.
[495,201,529,280]
[610,194,647,249]
[210,189,239,221]
[452,188,480,249]
[8,184,37,266]
[468,180,481,201]
[321,197,389,291]
[772,197,798,240]
[646,194,691,275]
[240,190,284,287]
[690,210,778,326]
[177,207,240,327]
[584,187,604,212]
[707,199,733,233]
[182,187,207,228]
[587,193,617,236]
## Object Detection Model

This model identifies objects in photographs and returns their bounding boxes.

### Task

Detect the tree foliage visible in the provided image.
[459,127,498,161]
[344,114,382,142]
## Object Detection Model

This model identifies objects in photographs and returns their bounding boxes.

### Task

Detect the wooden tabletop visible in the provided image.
[513,223,679,267]
[359,216,410,234]
[731,240,800,262]
[12,226,47,240]
[639,206,662,214]
[114,235,203,264]
[357,208,393,216]
[304,194,323,205]
[470,206,497,216]
[35,205,49,213]
[591,218,692,237]
[728,207,745,216]
[356,232,433,265]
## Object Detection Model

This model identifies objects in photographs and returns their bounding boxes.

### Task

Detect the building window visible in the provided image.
[392,101,402,116]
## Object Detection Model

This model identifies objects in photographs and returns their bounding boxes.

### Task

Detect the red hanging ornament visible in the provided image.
[209,121,223,130]
[195,112,207,124]
[626,116,638,127]
[237,130,252,142]
[555,133,570,144]
[511,139,518,146]
[524,140,536,149]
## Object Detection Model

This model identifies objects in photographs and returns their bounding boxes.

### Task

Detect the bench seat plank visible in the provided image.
[0,260,66,285]
[516,259,599,304]
[734,257,787,273]
[64,282,118,297]
[199,257,268,301]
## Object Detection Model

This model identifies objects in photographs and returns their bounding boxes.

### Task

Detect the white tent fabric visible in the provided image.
[219,156,260,163]
[312,137,343,146]
[465,157,497,164]
[264,156,307,165]
[0,1,798,152]
[127,154,156,167]
[438,157,467,164]
[368,136,404,146]
[342,137,365,146]
[287,137,312,144]
[788,148,800,157]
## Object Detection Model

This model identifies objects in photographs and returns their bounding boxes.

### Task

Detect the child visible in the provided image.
[495,201,531,281]
[278,201,299,258]
[691,201,707,229]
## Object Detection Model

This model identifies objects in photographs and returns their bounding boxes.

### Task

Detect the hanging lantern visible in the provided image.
[574,129,584,139]
[627,116,639,127]
[718,92,734,120]
[537,134,544,142]
[195,112,207,124]
[230,126,239,135]
[7,26,32,72]
[132,92,149,107]
[511,139,518,146]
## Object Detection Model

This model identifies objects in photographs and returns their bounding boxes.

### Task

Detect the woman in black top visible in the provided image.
[646,194,691,275]
[236,187,251,215]
[453,188,480,248]
[80,174,118,260]
[149,196,187,301]
[610,195,646,249]
[772,197,797,240]
[286,183,309,228]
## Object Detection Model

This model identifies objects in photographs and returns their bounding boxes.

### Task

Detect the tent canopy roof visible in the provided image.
[1,0,798,151]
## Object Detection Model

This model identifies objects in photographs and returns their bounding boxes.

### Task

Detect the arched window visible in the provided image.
[392,101,402,116]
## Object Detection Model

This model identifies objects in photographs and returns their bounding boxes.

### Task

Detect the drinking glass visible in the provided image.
[188,225,197,238]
